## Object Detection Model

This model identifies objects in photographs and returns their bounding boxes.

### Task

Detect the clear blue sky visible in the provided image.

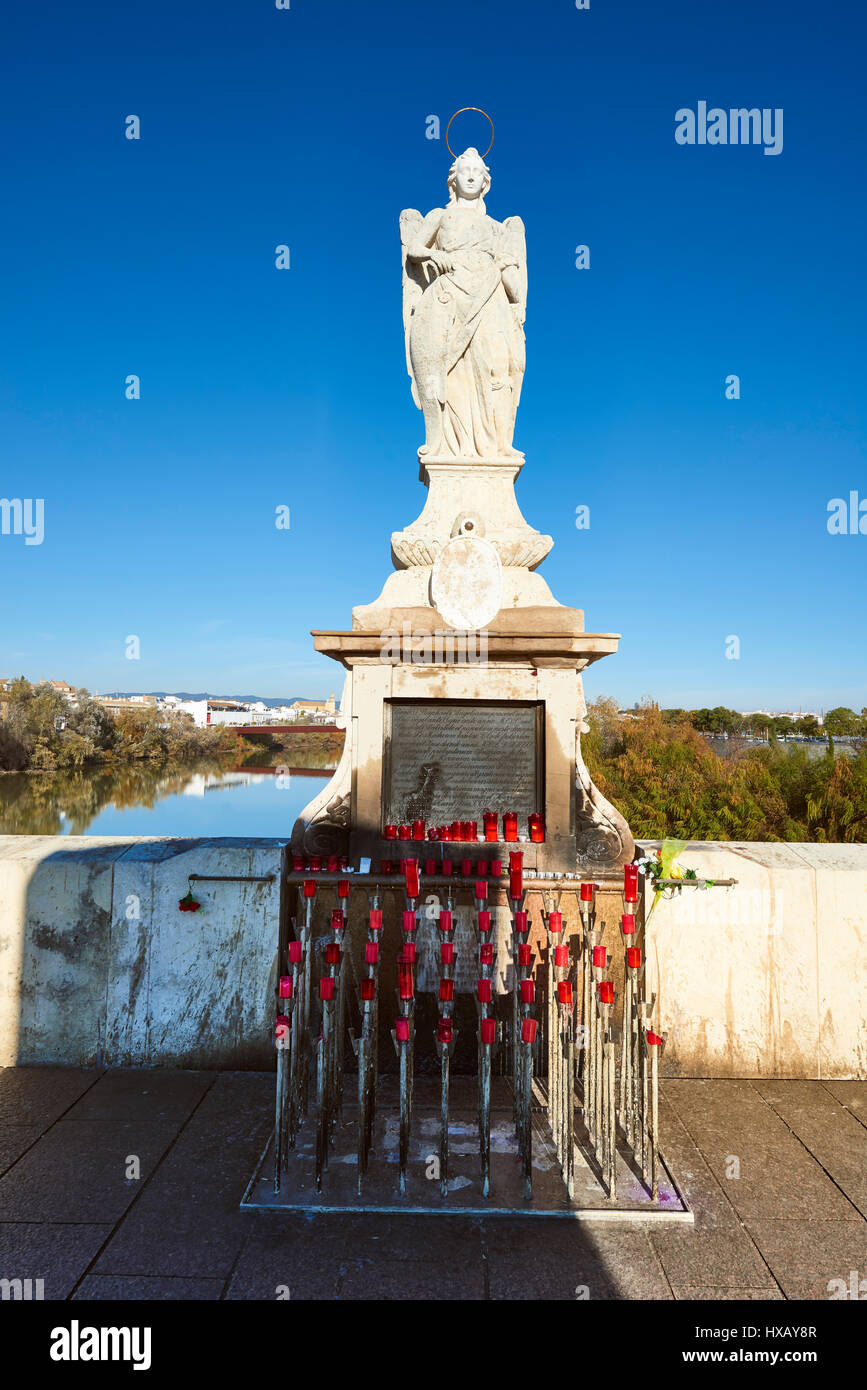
[1,0,864,712]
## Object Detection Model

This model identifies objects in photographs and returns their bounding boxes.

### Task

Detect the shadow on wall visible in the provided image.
[0,836,286,1069]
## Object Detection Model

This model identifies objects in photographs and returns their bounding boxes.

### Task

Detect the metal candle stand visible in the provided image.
[260,864,692,1219]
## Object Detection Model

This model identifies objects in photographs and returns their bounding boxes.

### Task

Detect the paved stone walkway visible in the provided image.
[0,1069,865,1300]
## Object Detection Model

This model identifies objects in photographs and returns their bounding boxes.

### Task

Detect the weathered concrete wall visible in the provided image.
[0,836,283,1068]
[640,841,867,1079]
[0,836,864,1075]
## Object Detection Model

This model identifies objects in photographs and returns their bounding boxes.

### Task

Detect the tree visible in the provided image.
[825,707,859,737]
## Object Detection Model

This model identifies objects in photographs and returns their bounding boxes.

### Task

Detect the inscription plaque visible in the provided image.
[383,700,543,828]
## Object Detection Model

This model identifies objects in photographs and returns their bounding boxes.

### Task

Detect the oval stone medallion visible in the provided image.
[430,534,503,630]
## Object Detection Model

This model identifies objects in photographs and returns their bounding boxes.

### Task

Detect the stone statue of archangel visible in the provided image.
[400,147,527,461]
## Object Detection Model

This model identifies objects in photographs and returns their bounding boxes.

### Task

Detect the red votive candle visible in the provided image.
[580,882,594,902]
[439,978,454,1002]
[520,979,535,1005]
[503,812,518,842]
[365,941,379,965]
[554,944,569,968]
[380,859,393,875]
[515,910,529,934]
[480,1018,496,1045]
[331,909,345,931]
[479,942,494,965]
[278,975,292,998]
[483,811,498,842]
[621,913,636,936]
[384,824,398,841]
[437,1018,453,1045]
[442,857,453,876]
[425,857,437,876]
[627,947,642,969]
[398,824,411,841]
[441,826,452,842]
[402,909,416,935]
[440,942,455,966]
[320,977,335,1001]
[528,812,544,843]
[461,858,473,878]
[412,819,425,841]
[325,943,340,966]
[292,855,304,872]
[509,851,523,900]
[647,1030,664,1046]
[475,880,488,900]
[478,909,491,933]
[309,855,322,872]
[490,859,502,877]
[327,855,339,872]
[368,908,383,933]
[477,860,489,878]
[439,909,454,933]
[466,821,478,842]
[360,977,375,1001]
[395,1018,409,1042]
[558,981,573,1006]
[398,958,414,999]
[403,859,420,899]
[451,820,463,841]
[592,945,607,968]
[337,879,350,899]
[624,863,639,902]
[477,979,492,1004]
[303,879,317,898]
[339,856,349,871]
[288,940,303,964]
[597,981,614,1005]
[548,911,563,933]
[518,943,533,967]
[402,942,417,964]
[521,1018,538,1044]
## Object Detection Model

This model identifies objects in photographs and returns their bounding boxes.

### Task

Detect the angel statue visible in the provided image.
[400,147,527,461]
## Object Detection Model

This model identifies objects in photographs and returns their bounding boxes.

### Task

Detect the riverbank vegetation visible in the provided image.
[583,699,867,843]
[0,679,246,773]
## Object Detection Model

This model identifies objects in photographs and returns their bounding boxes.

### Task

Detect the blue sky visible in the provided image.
[1,0,864,712]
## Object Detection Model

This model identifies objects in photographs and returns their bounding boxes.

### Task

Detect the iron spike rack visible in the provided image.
[253,865,727,1219]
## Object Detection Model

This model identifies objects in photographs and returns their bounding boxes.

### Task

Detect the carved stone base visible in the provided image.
[391,458,553,573]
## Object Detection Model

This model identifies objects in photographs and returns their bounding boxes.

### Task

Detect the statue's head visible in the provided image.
[447,147,491,205]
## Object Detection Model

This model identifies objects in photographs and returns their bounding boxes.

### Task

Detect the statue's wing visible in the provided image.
[400,209,429,408]
[503,216,527,323]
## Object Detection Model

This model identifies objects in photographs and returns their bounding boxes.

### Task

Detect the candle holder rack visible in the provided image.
[243,866,703,1222]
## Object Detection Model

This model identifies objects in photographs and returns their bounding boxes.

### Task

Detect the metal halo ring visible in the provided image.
[445,107,494,160]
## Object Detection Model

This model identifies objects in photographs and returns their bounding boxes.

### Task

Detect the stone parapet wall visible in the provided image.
[639,841,867,1079]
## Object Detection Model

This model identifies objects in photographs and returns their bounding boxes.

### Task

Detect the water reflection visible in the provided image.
[0,747,338,837]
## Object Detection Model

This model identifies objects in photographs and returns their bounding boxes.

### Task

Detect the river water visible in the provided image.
[0,750,333,839]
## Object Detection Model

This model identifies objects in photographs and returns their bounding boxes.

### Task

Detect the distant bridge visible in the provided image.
[227,723,341,736]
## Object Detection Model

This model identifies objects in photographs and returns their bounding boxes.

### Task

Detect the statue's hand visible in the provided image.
[426,250,454,275]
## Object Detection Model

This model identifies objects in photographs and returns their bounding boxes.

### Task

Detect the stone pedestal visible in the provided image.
[292,472,635,873]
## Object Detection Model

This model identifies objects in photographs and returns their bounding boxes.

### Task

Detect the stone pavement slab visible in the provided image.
[673,1286,785,1301]
[744,1218,867,1300]
[0,1125,43,1178]
[753,1080,867,1217]
[484,1222,671,1301]
[63,1068,214,1125]
[92,1073,273,1280]
[0,1222,112,1299]
[0,1120,181,1223]
[0,1066,101,1128]
[662,1079,861,1222]
[650,1229,779,1291]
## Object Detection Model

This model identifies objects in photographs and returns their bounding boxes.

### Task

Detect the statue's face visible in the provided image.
[453,155,485,200]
